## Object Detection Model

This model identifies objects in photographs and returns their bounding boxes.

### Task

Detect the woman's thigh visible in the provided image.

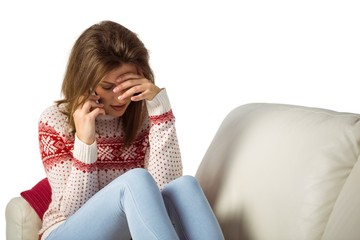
[46,168,178,240]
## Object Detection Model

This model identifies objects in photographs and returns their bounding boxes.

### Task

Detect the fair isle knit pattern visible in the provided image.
[38,90,183,237]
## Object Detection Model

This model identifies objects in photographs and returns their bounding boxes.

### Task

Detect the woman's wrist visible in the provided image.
[73,134,98,164]
[146,88,172,116]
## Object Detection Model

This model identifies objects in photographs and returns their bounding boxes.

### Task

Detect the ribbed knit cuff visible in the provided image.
[73,135,98,164]
[146,88,171,116]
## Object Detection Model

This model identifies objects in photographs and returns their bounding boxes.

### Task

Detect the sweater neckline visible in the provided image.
[96,115,119,121]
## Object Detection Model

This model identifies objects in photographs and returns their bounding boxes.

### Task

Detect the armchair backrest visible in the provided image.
[196,103,360,240]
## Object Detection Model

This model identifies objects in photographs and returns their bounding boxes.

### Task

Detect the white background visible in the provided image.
[1,0,359,238]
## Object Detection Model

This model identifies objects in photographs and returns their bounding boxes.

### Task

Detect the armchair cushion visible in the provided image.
[20,178,51,220]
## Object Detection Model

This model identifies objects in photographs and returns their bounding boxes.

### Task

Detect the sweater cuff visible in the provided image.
[146,88,171,116]
[73,135,98,164]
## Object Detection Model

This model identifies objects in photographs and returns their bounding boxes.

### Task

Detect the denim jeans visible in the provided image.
[46,168,224,240]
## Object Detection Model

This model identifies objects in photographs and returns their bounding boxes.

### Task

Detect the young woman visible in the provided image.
[38,20,224,240]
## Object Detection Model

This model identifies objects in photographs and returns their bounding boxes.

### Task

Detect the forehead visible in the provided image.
[103,63,137,83]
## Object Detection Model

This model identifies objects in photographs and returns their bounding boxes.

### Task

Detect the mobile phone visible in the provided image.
[90,88,100,104]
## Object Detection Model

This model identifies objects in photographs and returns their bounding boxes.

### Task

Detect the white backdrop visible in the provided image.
[1,0,359,238]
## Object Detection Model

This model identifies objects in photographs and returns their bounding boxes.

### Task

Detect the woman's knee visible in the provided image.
[163,175,200,193]
[177,175,199,186]
[112,168,155,187]
[126,168,151,178]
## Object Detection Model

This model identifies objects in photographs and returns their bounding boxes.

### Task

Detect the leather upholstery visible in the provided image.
[196,103,360,240]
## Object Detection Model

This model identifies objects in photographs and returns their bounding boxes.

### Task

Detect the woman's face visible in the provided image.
[94,63,137,117]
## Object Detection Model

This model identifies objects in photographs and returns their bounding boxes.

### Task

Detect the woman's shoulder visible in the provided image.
[40,103,67,119]
[39,103,69,131]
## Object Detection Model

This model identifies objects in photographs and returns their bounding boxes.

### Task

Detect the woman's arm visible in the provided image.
[39,105,100,218]
[112,73,183,189]
[144,89,183,189]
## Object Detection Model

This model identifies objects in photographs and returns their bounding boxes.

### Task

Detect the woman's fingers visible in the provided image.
[73,95,105,145]
[115,72,140,84]
[113,78,141,93]
[114,77,160,101]
[118,83,144,100]
[88,106,106,118]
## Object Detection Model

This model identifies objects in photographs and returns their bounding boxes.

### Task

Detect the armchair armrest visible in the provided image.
[6,196,42,240]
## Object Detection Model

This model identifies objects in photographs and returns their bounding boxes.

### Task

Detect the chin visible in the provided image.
[106,110,125,117]
[104,104,129,117]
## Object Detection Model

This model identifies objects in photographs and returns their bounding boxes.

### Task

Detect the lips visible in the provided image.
[111,104,126,111]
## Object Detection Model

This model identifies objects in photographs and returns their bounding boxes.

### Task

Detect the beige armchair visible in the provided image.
[6,103,360,240]
[196,103,360,240]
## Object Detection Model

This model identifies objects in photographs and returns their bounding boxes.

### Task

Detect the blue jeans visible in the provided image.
[46,168,224,240]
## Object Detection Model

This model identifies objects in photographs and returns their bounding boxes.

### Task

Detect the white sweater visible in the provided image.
[38,89,183,238]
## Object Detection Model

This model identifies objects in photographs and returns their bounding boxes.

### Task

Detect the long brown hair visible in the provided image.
[56,20,154,145]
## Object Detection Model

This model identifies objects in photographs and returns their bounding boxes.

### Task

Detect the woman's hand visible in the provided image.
[73,95,105,145]
[113,72,161,101]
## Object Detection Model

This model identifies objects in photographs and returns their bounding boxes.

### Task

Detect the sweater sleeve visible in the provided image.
[144,89,183,189]
[38,105,99,222]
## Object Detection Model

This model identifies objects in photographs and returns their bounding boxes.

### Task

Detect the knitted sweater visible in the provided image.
[38,89,183,238]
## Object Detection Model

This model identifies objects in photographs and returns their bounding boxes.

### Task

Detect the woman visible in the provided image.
[38,20,224,240]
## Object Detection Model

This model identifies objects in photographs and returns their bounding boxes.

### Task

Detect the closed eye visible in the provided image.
[99,83,115,91]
